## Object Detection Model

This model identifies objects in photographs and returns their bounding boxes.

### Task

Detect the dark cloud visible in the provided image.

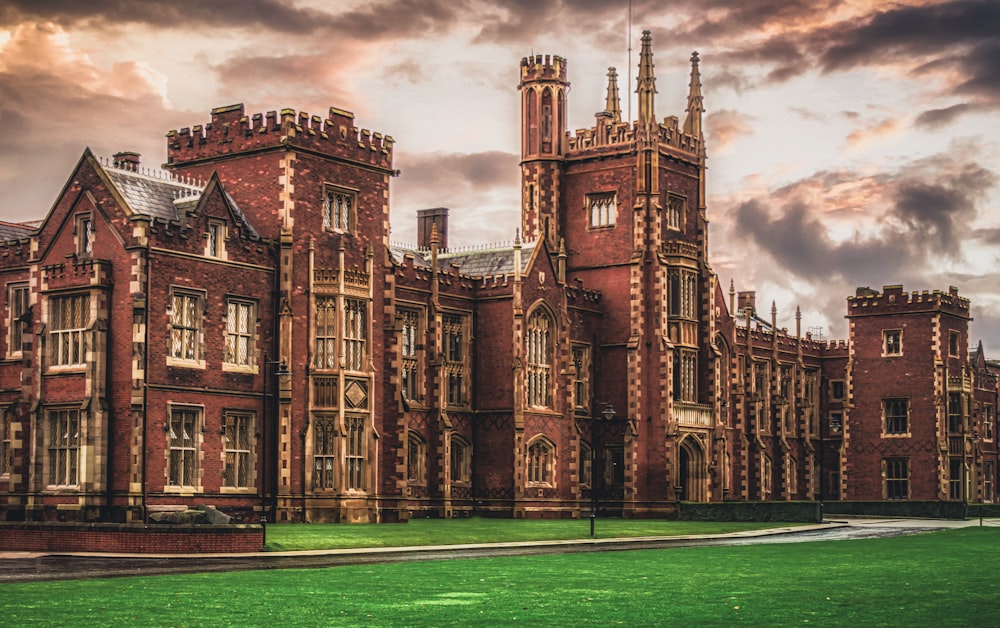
[691,1,1000,123]
[916,103,980,128]
[396,150,518,191]
[818,1,999,73]
[729,151,997,286]
[0,0,339,33]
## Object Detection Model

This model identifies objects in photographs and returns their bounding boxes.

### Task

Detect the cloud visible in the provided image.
[689,1,1000,124]
[844,116,904,148]
[723,145,998,287]
[706,110,754,150]
[0,22,192,219]
[0,0,341,33]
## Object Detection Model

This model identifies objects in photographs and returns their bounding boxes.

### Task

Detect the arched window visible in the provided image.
[527,437,555,486]
[526,308,553,408]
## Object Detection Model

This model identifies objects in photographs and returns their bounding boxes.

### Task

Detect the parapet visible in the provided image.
[847,284,970,318]
[519,54,568,84]
[165,103,394,171]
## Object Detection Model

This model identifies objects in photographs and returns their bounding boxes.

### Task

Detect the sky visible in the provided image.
[0,0,998,353]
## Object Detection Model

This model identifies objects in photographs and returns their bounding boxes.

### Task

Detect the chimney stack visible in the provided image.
[417,207,449,250]
[113,151,141,171]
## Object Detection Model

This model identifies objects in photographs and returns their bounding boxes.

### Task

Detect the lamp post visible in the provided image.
[590,402,616,538]
[262,353,290,526]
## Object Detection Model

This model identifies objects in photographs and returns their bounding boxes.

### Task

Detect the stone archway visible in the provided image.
[678,436,708,502]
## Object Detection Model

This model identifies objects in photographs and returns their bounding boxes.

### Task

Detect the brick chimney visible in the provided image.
[417,207,449,250]
[113,151,141,171]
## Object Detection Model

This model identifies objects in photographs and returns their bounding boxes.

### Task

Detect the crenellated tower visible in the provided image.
[519,54,568,252]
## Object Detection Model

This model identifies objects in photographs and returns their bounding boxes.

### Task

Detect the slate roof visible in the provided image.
[101,161,258,239]
[389,241,536,277]
[0,220,35,241]
[104,165,203,222]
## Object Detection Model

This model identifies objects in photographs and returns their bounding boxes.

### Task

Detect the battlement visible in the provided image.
[165,103,394,171]
[519,54,567,83]
[565,114,701,156]
[847,284,970,318]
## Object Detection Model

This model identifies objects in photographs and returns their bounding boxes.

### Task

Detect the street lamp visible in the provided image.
[590,402,616,538]
[262,353,290,526]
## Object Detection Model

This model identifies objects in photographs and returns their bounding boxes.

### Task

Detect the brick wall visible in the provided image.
[0,522,264,553]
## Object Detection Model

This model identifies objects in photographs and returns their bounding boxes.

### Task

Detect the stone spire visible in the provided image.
[636,30,656,128]
[683,51,704,138]
[604,67,622,123]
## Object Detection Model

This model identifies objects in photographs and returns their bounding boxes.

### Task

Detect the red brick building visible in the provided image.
[0,32,996,524]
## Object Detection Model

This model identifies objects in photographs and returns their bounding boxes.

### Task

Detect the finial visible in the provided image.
[604,67,621,123]
[683,50,704,138]
[636,30,656,128]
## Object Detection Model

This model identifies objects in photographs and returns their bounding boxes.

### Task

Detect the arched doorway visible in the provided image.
[678,436,707,502]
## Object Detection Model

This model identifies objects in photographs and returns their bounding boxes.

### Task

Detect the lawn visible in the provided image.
[263,517,796,550]
[2,527,996,626]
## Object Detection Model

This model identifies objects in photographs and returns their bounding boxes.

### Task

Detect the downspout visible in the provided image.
[141,244,151,523]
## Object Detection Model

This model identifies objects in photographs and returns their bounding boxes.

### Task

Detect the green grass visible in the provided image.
[3,528,996,626]
[264,517,796,551]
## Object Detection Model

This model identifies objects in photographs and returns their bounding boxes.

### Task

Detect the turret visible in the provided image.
[519,54,569,251]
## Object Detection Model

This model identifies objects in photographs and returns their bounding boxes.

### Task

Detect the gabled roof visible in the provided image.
[389,241,537,277]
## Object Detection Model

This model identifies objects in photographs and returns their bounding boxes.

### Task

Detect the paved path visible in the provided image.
[0,517,993,583]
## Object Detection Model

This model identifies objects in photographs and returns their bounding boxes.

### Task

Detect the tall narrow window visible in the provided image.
[225,298,255,368]
[572,344,591,413]
[674,351,697,402]
[526,309,553,408]
[830,380,845,401]
[883,398,909,435]
[579,441,592,488]
[167,407,200,488]
[885,458,909,500]
[206,221,226,259]
[169,290,202,363]
[948,393,963,434]
[761,455,772,500]
[667,194,685,231]
[47,408,80,486]
[8,283,28,357]
[588,192,616,228]
[315,297,337,369]
[343,299,367,372]
[49,293,90,368]
[668,269,697,319]
[883,329,902,356]
[323,187,356,232]
[451,436,471,484]
[443,314,467,406]
[1,407,13,476]
[400,308,421,402]
[527,438,554,486]
[222,411,253,489]
[345,415,365,490]
[949,331,960,357]
[407,433,425,485]
[984,404,994,440]
[984,461,994,503]
[77,215,93,256]
[313,415,337,490]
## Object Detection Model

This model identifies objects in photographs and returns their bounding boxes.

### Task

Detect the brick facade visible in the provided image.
[0,32,996,526]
